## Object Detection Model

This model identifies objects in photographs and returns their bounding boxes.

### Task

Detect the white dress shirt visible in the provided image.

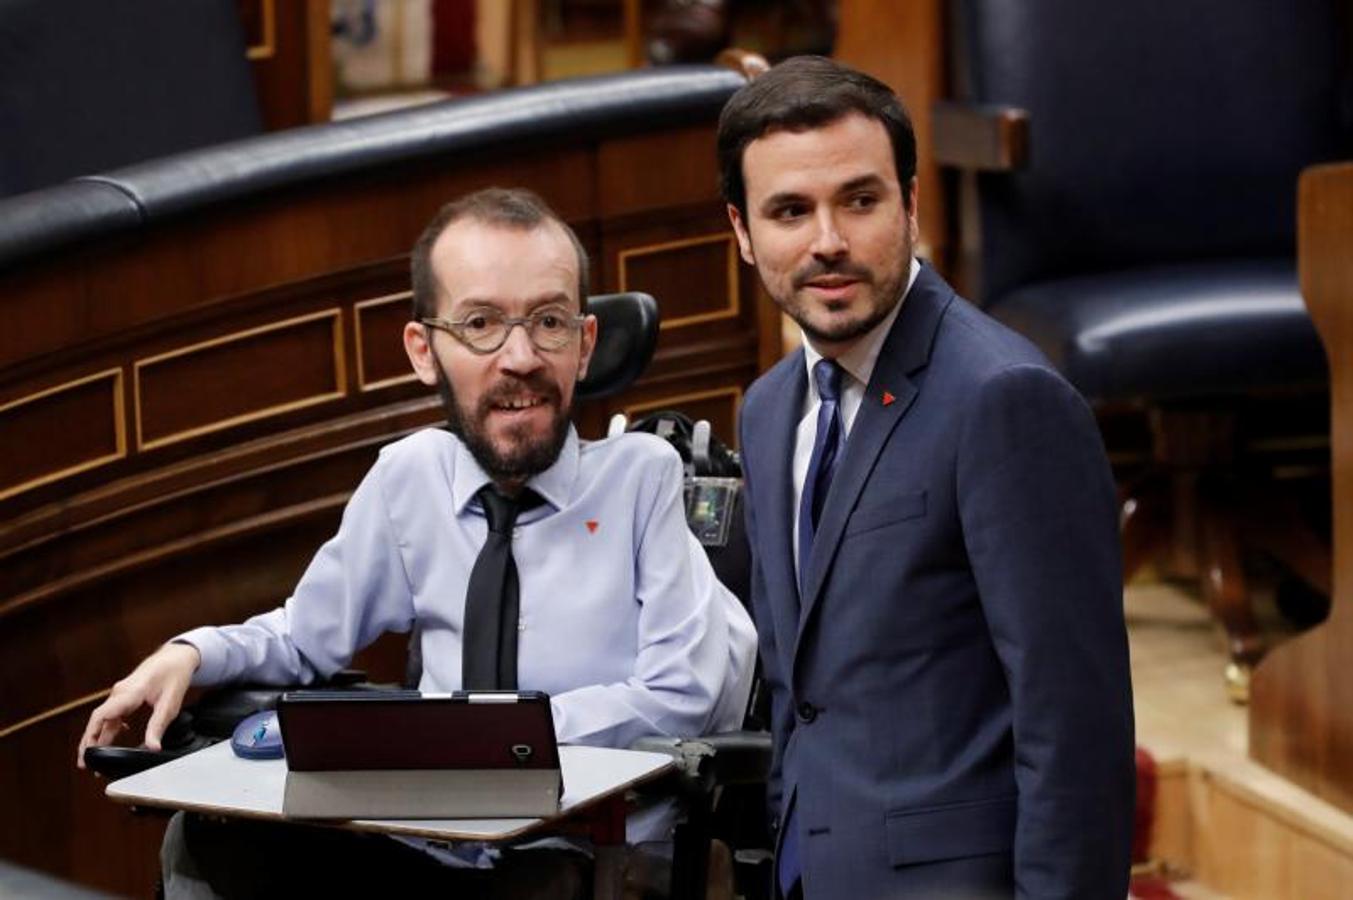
[179,427,756,749]
[792,257,921,576]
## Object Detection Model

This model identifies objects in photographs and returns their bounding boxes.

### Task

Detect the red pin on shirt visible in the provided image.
[882,391,896,406]
[585,520,599,534]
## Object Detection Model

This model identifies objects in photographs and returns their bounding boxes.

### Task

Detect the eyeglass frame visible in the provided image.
[420,305,589,355]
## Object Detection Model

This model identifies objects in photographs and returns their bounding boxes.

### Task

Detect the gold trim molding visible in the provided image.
[245,0,277,61]
[354,291,420,392]
[0,689,110,742]
[0,369,127,503]
[617,233,740,330]
[133,309,347,451]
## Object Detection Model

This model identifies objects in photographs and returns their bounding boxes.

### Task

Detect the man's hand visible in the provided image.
[76,642,201,768]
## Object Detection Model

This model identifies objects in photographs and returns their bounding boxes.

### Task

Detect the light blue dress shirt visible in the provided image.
[178,426,756,750]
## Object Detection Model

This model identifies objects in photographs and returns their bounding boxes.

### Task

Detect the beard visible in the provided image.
[434,365,572,484]
[775,241,911,346]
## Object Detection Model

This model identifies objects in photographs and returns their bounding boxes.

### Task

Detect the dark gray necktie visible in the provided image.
[463,486,541,690]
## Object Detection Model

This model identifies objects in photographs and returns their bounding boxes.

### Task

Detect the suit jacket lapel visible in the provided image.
[794,266,955,666]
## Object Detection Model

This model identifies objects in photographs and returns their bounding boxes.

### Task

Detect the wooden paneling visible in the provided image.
[1188,765,1353,900]
[0,710,168,896]
[0,466,352,724]
[0,399,445,612]
[135,311,346,450]
[1150,760,1194,873]
[598,126,724,218]
[600,204,773,415]
[1145,754,1353,900]
[0,370,125,501]
[620,233,740,330]
[243,0,334,128]
[1251,162,1353,814]
[355,292,419,391]
[834,0,949,274]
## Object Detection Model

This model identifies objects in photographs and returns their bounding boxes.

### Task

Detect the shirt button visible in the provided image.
[796,701,818,723]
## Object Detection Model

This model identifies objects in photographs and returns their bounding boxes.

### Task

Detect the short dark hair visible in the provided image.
[717,55,918,217]
[410,187,590,319]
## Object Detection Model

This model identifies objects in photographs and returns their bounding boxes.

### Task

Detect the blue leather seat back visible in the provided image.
[0,0,262,198]
[0,65,746,269]
[952,0,1352,304]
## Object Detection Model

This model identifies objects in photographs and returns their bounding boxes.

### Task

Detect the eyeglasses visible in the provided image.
[421,305,586,354]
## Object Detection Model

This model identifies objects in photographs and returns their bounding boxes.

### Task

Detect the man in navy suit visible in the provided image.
[719,56,1135,898]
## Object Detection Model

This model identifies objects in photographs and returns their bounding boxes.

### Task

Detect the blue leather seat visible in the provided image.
[940,0,1351,695]
[0,0,262,198]
[994,260,1322,402]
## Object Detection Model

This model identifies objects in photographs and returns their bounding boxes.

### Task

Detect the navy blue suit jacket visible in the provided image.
[738,265,1135,898]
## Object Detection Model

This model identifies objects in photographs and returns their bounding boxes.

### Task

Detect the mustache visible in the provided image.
[478,373,562,413]
[791,258,874,290]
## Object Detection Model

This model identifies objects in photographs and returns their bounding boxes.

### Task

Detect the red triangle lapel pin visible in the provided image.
[882,390,896,407]
[585,520,599,534]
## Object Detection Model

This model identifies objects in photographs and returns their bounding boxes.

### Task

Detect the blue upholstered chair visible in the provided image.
[934,0,1352,698]
[0,0,261,198]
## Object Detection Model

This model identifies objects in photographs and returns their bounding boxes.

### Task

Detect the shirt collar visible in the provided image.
[803,256,921,394]
[450,425,580,515]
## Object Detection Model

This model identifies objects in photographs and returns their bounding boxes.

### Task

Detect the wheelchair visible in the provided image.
[85,291,775,900]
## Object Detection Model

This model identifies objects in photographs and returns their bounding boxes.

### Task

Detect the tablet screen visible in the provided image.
[277,690,559,772]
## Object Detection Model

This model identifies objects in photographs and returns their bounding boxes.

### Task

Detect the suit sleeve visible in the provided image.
[955,364,1135,899]
[740,410,794,825]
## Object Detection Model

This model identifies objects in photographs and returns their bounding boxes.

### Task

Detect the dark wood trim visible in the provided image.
[716,47,771,79]
[245,0,334,128]
[932,102,1030,172]
[835,0,951,273]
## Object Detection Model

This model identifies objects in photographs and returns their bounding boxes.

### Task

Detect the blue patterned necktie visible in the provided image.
[797,358,845,596]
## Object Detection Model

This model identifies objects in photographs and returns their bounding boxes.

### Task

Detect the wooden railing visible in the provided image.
[1250,162,1353,814]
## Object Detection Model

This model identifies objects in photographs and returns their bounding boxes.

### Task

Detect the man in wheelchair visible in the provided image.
[76,187,757,898]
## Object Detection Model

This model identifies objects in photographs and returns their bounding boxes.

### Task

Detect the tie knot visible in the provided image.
[477,486,541,535]
[813,359,843,404]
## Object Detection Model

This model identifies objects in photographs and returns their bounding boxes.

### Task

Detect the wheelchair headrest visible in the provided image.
[576,292,659,400]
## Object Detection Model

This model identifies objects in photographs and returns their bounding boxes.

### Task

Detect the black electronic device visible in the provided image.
[275,690,562,819]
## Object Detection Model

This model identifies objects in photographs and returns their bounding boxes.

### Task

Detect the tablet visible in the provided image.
[276,690,562,819]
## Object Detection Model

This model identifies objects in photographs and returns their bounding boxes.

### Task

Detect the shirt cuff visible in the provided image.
[172,628,229,686]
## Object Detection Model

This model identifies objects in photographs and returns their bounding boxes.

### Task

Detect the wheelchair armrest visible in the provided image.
[83,706,220,778]
[82,742,211,780]
[631,730,773,793]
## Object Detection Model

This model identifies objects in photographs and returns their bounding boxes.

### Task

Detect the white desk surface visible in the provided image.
[107,743,676,842]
